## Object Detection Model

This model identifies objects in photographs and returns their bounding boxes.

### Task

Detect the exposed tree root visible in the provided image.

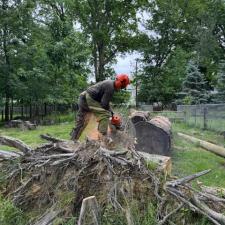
[0,134,224,224]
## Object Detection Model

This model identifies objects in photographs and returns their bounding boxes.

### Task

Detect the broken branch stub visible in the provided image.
[0,136,32,154]
[78,196,100,225]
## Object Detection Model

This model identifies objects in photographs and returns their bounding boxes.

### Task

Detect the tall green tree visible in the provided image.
[0,0,34,120]
[69,0,141,81]
[177,60,209,104]
[215,61,225,103]
[20,0,91,110]
[138,0,225,104]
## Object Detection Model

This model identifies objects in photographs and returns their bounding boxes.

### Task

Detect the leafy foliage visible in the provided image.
[138,0,225,104]
[177,60,209,104]
[68,0,142,81]
[112,90,131,105]
[215,61,225,103]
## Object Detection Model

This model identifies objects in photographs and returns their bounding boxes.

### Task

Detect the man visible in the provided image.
[70,74,130,141]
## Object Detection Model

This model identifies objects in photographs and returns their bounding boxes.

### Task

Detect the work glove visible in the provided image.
[111,111,114,117]
[110,110,114,117]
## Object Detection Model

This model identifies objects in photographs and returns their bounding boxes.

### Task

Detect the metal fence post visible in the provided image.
[184,110,187,124]
[194,107,197,126]
[203,107,208,130]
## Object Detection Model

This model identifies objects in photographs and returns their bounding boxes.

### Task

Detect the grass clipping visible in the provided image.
[0,135,225,225]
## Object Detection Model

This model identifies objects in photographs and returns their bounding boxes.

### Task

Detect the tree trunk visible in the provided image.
[5,96,10,122]
[10,97,13,120]
[93,39,106,82]
[3,17,10,122]
[29,101,32,118]
[177,132,225,158]
[21,99,24,118]
[97,42,105,81]
[1,110,4,121]
[35,104,39,117]
[44,103,47,116]
[93,42,99,82]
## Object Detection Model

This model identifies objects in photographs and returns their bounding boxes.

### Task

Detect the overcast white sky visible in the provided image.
[113,52,141,76]
[113,11,150,77]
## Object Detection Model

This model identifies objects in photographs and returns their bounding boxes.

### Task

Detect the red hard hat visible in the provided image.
[115,74,130,89]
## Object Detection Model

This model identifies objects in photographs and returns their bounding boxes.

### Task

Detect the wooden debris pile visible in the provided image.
[0,134,225,225]
[5,119,36,130]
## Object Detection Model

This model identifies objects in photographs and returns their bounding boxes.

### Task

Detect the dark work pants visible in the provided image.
[70,92,89,140]
[71,92,110,141]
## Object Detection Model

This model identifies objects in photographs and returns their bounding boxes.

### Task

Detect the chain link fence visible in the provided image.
[0,104,73,122]
[138,103,225,133]
[177,104,225,132]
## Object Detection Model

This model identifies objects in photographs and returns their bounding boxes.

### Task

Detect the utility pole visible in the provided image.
[135,60,138,108]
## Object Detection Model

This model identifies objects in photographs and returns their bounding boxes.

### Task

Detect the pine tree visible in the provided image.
[177,60,209,104]
[215,61,225,103]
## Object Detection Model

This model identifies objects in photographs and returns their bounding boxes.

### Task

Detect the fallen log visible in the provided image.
[165,170,225,225]
[130,111,150,124]
[0,136,32,154]
[200,186,225,198]
[177,132,225,158]
[23,121,36,130]
[193,195,225,225]
[132,116,171,156]
[5,120,36,130]
[33,207,62,225]
[40,134,66,143]
[167,169,211,187]
[0,150,22,159]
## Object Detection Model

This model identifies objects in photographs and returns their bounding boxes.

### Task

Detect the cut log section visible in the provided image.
[130,111,150,124]
[132,115,172,156]
[79,112,100,141]
[177,132,225,158]
[138,151,172,176]
[5,120,36,130]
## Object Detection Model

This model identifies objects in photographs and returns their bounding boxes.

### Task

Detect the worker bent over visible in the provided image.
[70,74,130,141]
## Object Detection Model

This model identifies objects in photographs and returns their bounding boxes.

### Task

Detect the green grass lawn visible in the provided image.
[0,122,74,150]
[172,122,225,187]
[1,120,225,187]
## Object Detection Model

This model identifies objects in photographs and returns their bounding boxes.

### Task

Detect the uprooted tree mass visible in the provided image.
[0,113,225,225]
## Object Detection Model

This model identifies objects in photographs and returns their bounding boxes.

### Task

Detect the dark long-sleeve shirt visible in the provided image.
[86,80,115,110]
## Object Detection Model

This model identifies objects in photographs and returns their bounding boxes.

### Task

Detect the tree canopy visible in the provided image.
[1,0,225,121]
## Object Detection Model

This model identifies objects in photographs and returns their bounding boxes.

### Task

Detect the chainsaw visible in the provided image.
[110,112,123,130]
